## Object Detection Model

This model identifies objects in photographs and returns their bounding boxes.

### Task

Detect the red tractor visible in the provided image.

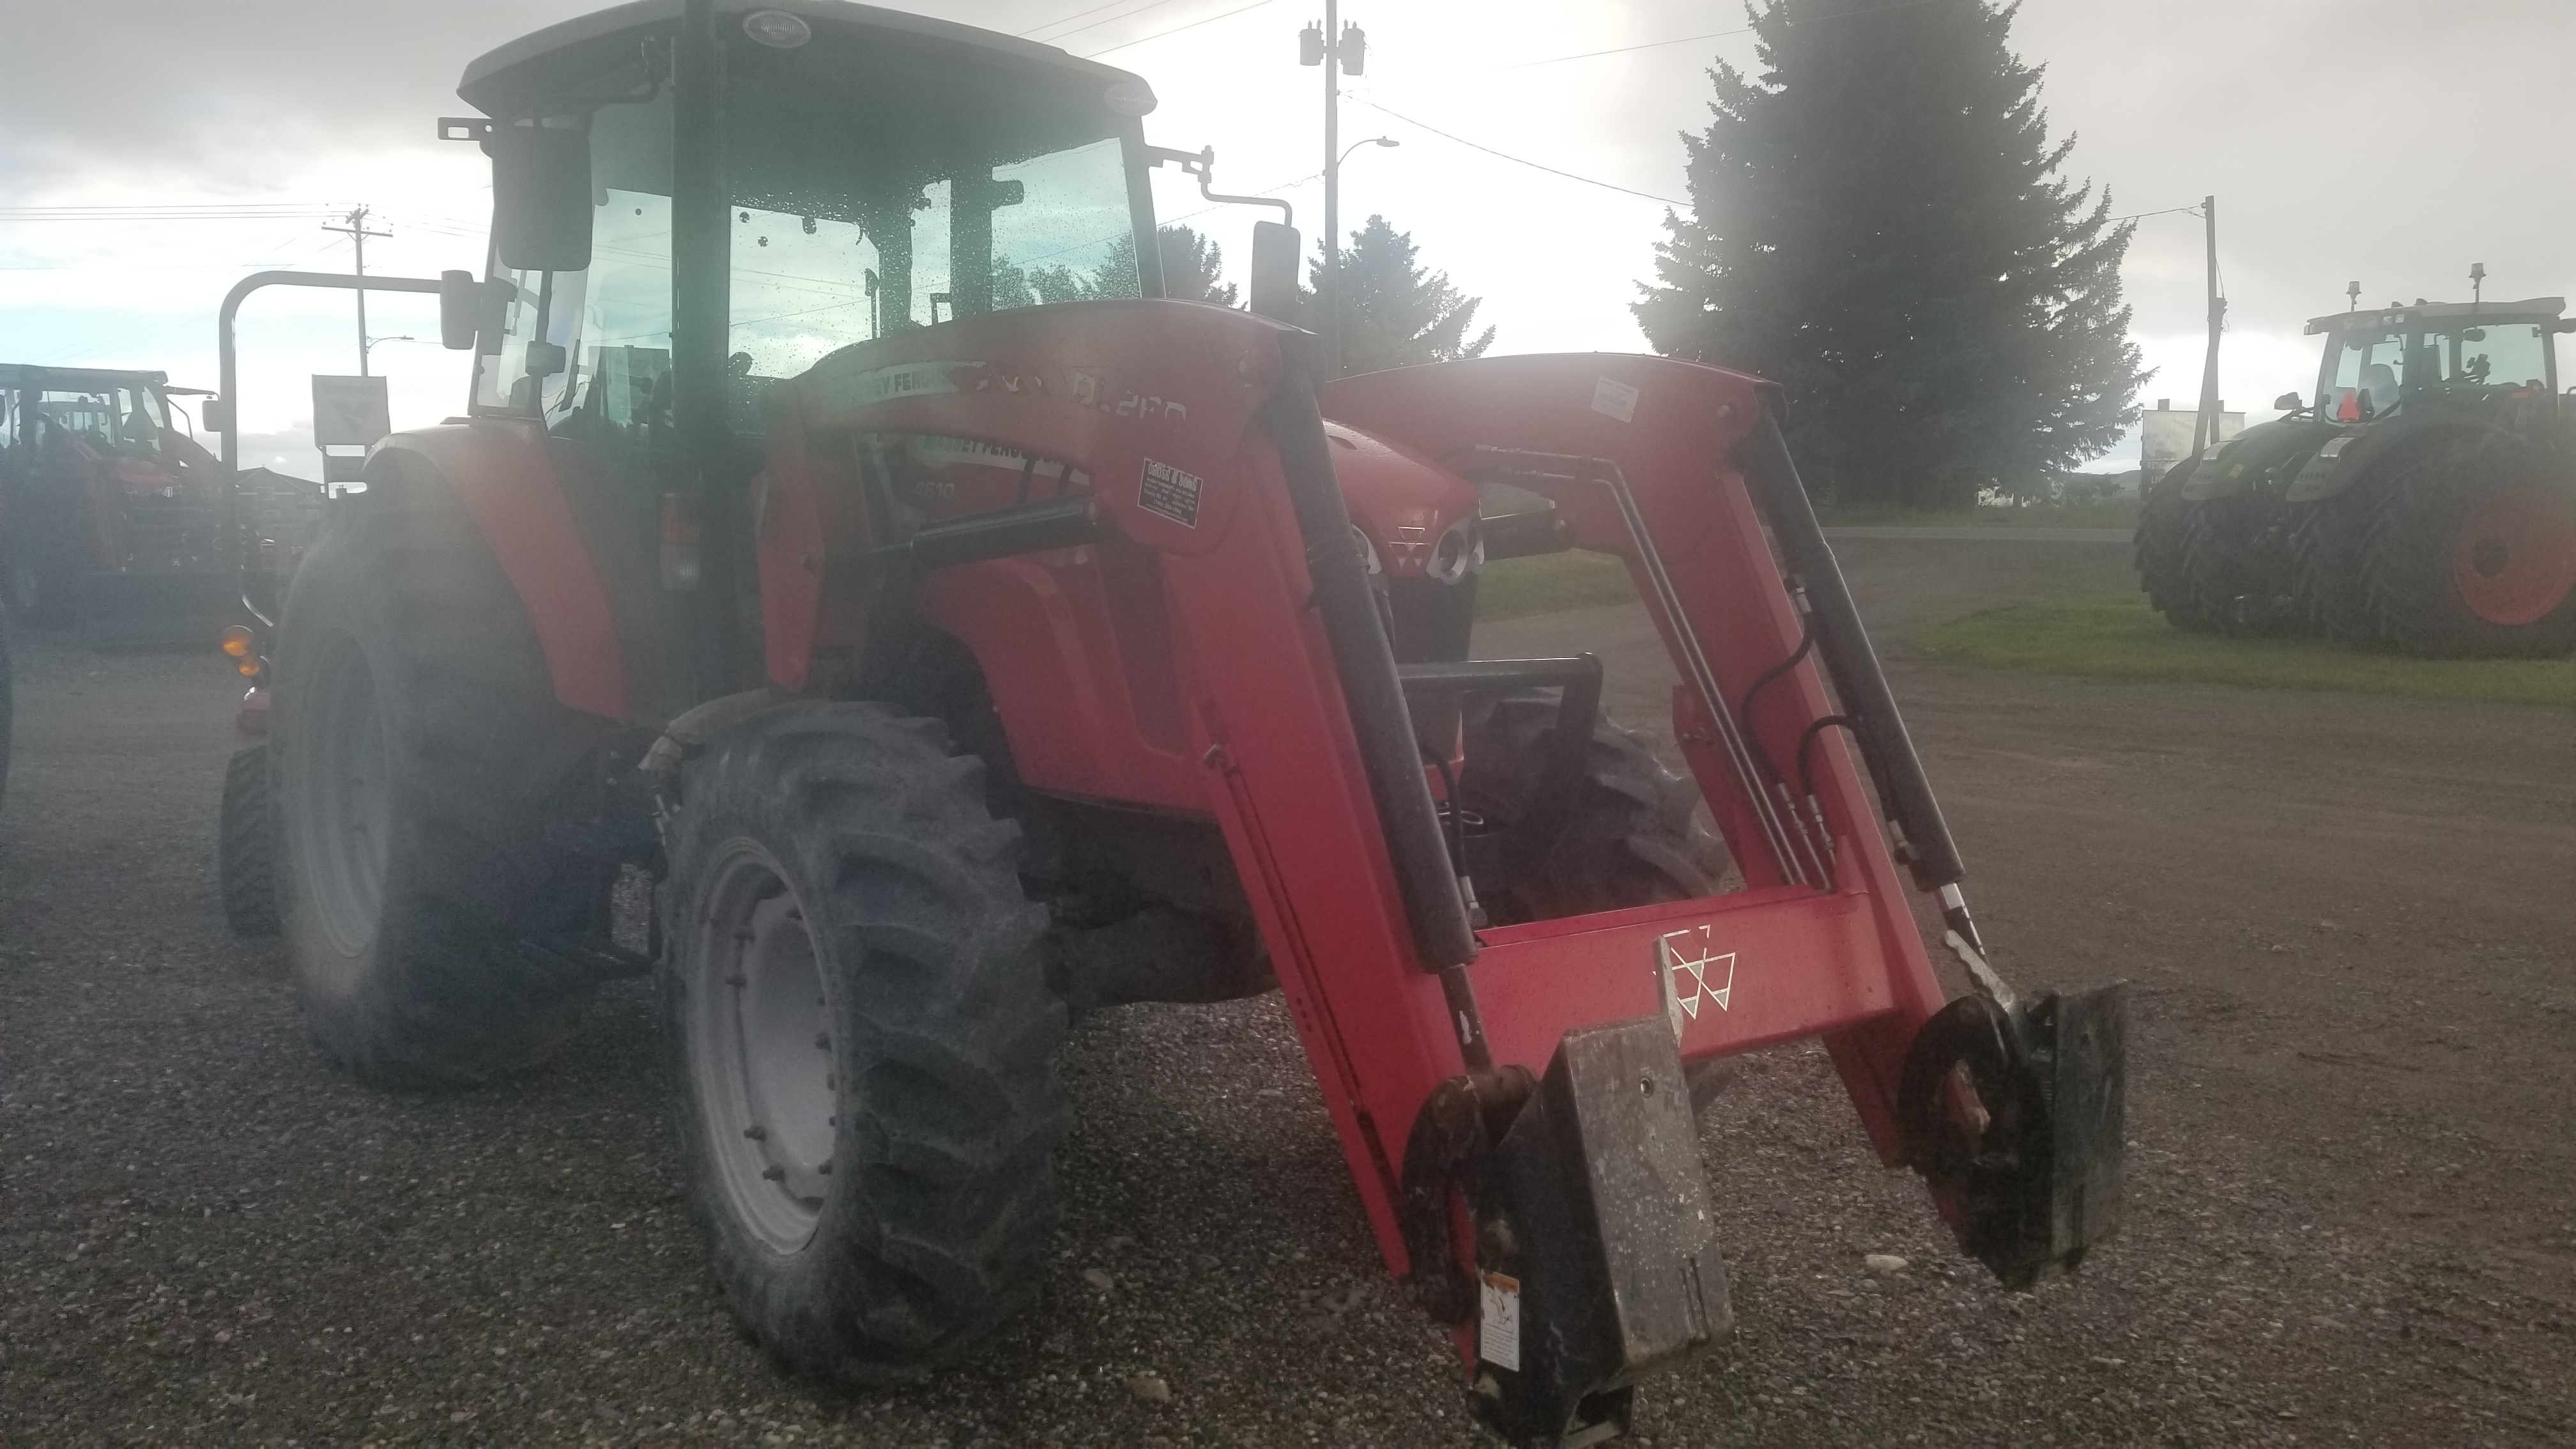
[214,3,2126,1440]
[0,364,249,647]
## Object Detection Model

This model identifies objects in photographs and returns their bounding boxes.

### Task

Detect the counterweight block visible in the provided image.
[1469,1016,1733,1448]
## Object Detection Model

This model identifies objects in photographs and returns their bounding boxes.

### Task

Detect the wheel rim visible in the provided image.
[691,843,836,1255]
[2450,489,2576,627]
[299,638,393,954]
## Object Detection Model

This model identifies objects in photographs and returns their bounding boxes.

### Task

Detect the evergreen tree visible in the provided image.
[999,224,1236,309]
[1309,215,1496,372]
[1635,0,2144,509]
[1156,225,1238,307]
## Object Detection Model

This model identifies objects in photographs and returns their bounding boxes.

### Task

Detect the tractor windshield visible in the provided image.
[33,384,165,459]
[2317,330,2407,421]
[474,22,1148,434]
[722,27,1145,425]
[2415,321,2552,394]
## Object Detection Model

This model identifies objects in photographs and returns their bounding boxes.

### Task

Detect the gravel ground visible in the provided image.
[3,538,2570,1446]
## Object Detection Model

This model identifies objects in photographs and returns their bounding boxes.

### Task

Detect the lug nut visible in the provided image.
[744,1124,767,1140]
[760,1165,785,1182]
[815,1033,831,1050]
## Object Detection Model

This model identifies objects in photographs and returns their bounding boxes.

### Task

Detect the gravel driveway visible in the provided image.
[3,538,2569,1446]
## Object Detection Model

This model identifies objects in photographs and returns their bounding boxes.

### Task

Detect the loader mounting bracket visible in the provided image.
[1897,985,2129,1289]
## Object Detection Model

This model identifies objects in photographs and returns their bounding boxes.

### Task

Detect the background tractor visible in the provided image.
[2136,293,2575,656]
[0,364,259,648]
[210,3,2126,1441]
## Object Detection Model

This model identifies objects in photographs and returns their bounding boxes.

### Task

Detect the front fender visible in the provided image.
[367,420,632,721]
[2179,418,2338,502]
[2283,417,2483,504]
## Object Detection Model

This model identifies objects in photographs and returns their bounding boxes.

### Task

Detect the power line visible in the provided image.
[1357,100,1687,206]
[1033,0,1190,43]
[1017,0,1151,38]
[1085,0,1275,57]
[1494,0,1955,71]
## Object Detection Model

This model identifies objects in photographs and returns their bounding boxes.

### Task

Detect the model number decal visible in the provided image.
[1137,458,1204,528]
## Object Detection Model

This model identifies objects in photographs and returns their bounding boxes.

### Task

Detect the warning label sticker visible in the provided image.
[1590,375,1639,424]
[1138,457,1204,528]
[1478,1271,1522,1372]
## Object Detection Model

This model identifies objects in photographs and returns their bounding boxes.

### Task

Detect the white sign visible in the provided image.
[311,374,391,447]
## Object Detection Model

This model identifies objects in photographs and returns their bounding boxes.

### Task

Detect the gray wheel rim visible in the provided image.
[299,638,392,955]
[691,842,835,1255]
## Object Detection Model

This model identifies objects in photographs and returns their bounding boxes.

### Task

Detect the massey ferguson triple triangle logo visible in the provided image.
[1657,925,1736,1039]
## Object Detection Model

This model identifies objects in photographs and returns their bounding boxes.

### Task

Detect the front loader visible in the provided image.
[211,3,2128,1440]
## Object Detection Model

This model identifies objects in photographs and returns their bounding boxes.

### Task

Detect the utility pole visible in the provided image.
[1301,8,1367,375]
[2191,194,2223,456]
[323,205,392,374]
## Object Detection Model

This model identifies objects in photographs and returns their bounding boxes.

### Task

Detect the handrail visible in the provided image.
[214,269,447,474]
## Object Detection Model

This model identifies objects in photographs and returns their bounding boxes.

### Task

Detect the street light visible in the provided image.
[1338,135,1399,169]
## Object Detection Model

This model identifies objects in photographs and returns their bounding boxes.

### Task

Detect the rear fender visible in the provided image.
[365,421,631,721]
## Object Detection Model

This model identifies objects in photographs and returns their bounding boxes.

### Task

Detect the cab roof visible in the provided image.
[458,0,1150,114]
[2306,298,2565,335]
[0,364,171,390]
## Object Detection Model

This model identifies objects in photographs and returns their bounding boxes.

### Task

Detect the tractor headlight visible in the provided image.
[742,10,812,47]
[1427,516,1483,585]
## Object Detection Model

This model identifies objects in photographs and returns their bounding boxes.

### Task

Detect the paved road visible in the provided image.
[3,539,2569,1446]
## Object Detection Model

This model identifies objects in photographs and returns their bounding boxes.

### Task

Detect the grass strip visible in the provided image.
[1474,551,1637,621]
[1913,594,2574,708]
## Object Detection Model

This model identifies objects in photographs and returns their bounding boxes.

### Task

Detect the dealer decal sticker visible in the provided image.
[1138,458,1204,528]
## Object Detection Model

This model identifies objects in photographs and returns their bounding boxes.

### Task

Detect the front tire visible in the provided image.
[218,744,280,935]
[272,468,615,1085]
[1457,694,1728,924]
[664,702,1068,1384]
[2136,455,2216,632]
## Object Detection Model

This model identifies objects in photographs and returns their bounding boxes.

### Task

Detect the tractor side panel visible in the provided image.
[920,548,1208,811]
[374,422,631,720]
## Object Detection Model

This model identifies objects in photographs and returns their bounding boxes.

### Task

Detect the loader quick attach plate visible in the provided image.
[1470,1016,1731,1448]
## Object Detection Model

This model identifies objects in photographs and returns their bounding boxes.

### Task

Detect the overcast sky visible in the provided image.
[3,0,2569,475]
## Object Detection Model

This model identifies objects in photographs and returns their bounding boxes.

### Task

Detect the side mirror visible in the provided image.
[2273,392,2301,410]
[487,116,592,273]
[439,271,482,349]
[1248,220,1301,324]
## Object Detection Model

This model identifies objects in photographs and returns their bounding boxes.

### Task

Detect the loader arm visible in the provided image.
[762,301,2127,1446]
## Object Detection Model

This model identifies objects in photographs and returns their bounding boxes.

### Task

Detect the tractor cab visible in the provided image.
[441,0,1177,705]
[2306,298,2567,430]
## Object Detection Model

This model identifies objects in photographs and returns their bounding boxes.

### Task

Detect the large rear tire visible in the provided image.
[272,468,615,1086]
[1457,694,1728,925]
[2135,454,2216,631]
[2359,435,2576,657]
[218,743,280,936]
[663,702,1068,1384]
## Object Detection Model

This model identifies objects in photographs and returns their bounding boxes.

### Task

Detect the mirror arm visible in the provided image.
[1146,144,1292,228]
